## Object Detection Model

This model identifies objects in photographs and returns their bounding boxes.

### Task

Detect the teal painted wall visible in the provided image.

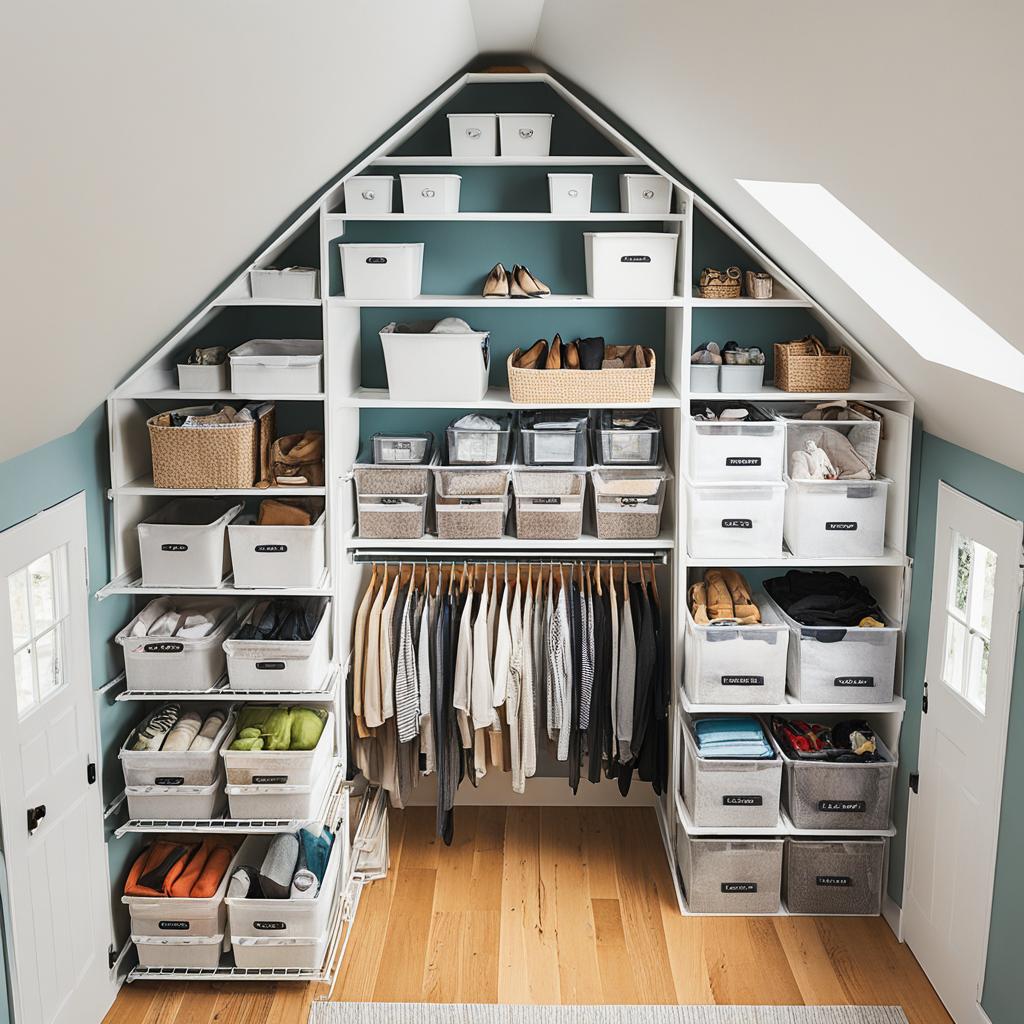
[891,430,1024,1024]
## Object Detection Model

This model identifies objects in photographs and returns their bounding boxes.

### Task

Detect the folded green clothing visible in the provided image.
[230,706,327,751]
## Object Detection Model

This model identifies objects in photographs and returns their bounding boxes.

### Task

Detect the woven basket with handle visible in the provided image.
[773,336,852,392]
[698,266,741,299]
[744,270,773,299]
[507,347,656,404]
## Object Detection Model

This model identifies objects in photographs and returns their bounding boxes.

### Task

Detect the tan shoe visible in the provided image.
[719,568,760,623]
[564,341,580,369]
[703,569,735,622]
[689,582,710,625]
[546,334,562,369]
[511,264,551,298]
[482,263,509,298]
[517,339,548,369]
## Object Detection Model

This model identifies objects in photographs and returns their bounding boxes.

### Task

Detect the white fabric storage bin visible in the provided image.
[784,476,891,558]
[498,113,553,156]
[687,411,784,483]
[228,513,326,590]
[120,709,235,787]
[339,243,423,299]
[447,113,497,157]
[719,365,766,394]
[343,175,394,214]
[176,362,228,392]
[125,773,225,820]
[591,467,670,541]
[224,600,331,692]
[379,323,490,402]
[138,499,242,588]
[681,717,782,828]
[584,232,678,299]
[400,174,461,214]
[690,364,719,393]
[677,832,784,914]
[220,712,335,787]
[784,838,886,916]
[133,933,224,969]
[226,768,330,820]
[619,174,672,214]
[682,598,789,706]
[548,173,593,214]
[117,601,236,692]
[684,477,786,558]
[229,339,323,396]
[784,413,882,477]
[250,267,319,300]
[231,932,329,970]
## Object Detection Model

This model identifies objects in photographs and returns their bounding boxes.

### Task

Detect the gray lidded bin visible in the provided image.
[677,831,783,914]
[681,716,782,829]
[784,837,886,915]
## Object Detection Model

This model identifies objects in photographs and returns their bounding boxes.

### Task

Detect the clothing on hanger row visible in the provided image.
[349,559,669,845]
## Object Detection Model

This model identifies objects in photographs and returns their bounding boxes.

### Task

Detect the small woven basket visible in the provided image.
[744,271,773,299]
[507,347,656,404]
[698,266,741,299]
[773,336,852,392]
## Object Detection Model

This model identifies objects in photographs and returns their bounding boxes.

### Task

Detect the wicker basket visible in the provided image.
[744,271,773,299]
[698,266,741,299]
[773,337,852,393]
[507,347,656,404]
[147,405,276,488]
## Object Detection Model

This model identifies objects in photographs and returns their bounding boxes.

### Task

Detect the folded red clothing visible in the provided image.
[124,841,196,897]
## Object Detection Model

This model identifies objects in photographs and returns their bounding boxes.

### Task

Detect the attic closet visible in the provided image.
[98,70,915,984]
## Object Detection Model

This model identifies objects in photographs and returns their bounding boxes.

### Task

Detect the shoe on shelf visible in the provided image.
[510,264,551,298]
[482,263,509,298]
[564,340,580,369]
[546,334,562,369]
[518,339,548,369]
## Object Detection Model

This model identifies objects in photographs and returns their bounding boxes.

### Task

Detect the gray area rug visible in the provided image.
[309,1005,909,1024]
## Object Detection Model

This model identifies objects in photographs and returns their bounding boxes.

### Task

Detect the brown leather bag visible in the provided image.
[266,431,325,487]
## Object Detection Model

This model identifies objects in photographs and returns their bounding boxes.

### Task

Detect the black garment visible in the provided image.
[619,581,656,797]
[637,579,668,794]
[765,570,882,629]
[587,585,611,785]
[235,598,318,641]
[433,592,461,845]
[568,580,583,794]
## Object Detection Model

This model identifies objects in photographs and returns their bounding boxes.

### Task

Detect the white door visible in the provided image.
[903,482,1023,1024]
[0,493,114,1024]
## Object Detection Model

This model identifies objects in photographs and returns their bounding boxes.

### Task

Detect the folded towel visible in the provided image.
[161,710,202,752]
[299,827,333,884]
[125,842,195,897]
[260,833,299,899]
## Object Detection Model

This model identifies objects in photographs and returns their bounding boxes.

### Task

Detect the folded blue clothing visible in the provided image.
[299,826,334,884]
[695,717,774,760]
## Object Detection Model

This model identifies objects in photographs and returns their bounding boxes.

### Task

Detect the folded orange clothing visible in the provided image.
[168,839,237,898]
[124,841,195,897]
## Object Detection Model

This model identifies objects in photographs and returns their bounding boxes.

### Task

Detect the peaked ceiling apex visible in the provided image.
[469,0,546,54]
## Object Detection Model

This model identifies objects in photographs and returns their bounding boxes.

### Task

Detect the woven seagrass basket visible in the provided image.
[507,347,656,404]
[773,336,852,392]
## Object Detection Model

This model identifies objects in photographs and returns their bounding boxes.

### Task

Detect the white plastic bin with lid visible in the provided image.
[176,361,228,392]
[228,339,324,395]
[228,512,326,590]
[133,933,225,969]
[400,174,461,214]
[548,173,592,214]
[498,113,553,156]
[784,838,886,915]
[448,113,497,157]
[719,364,766,394]
[250,267,319,300]
[584,232,679,299]
[379,322,490,402]
[117,601,236,692]
[339,243,423,299]
[220,711,335,787]
[784,476,892,558]
[138,499,242,589]
[591,467,670,541]
[619,174,672,214]
[690,364,719,393]
[125,773,226,820]
[684,477,786,558]
[512,469,586,541]
[681,717,782,828]
[687,407,784,483]
[682,597,789,705]
[343,175,394,214]
[120,708,235,787]
[677,832,784,915]
[226,764,332,820]
[231,931,329,970]
[763,590,898,704]
[224,599,331,691]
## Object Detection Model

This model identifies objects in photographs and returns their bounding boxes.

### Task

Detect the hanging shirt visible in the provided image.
[518,572,537,790]
[363,571,389,730]
[616,580,637,762]
[352,569,377,738]
[492,574,511,709]
[608,570,620,760]
[549,578,572,760]
[506,574,524,790]
[395,587,420,743]
[378,573,400,723]
[579,574,595,732]
[471,573,494,731]
[453,586,475,752]
[418,586,435,774]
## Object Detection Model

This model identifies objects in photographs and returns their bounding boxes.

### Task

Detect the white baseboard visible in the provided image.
[976,1003,993,1024]
[402,772,656,807]
[882,893,903,941]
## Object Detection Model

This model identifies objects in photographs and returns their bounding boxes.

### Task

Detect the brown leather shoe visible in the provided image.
[517,339,548,369]
[564,341,580,369]
[545,334,562,369]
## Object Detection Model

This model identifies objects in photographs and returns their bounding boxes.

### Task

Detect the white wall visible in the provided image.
[534,0,1024,470]
[0,0,477,461]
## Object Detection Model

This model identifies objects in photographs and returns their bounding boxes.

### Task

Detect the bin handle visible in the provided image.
[518,128,535,139]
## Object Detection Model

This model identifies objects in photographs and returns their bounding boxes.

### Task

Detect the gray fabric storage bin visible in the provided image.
[677,832,783,914]
[784,838,886,915]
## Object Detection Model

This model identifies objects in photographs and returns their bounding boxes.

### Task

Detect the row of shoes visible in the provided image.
[513,335,650,372]
[689,568,761,625]
[482,262,550,298]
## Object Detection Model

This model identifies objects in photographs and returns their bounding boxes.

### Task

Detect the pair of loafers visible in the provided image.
[482,262,550,298]
[515,334,606,371]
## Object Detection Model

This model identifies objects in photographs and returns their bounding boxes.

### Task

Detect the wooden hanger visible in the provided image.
[649,561,660,604]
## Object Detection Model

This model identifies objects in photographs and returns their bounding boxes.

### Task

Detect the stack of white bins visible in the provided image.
[447,113,554,157]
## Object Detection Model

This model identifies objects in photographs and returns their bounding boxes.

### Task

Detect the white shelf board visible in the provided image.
[328,212,686,222]
[688,379,909,402]
[212,297,321,307]
[370,156,645,166]
[341,383,681,409]
[689,296,812,308]
[115,672,340,703]
[684,547,910,568]
[344,529,674,552]
[113,370,326,401]
[97,569,332,599]
[679,690,907,717]
[329,294,686,308]
[113,476,327,497]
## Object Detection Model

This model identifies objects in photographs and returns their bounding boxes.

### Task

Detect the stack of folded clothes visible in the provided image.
[128,598,230,639]
[764,570,885,628]
[229,705,327,751]
[694,716,774,760]
[228,828,335,901]
[129,705,228,752]
[771,717,884,763]
[689,568,760,625]
[125,838,239,898]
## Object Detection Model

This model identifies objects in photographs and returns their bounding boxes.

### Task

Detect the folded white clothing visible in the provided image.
[430,316,475,334]
[176,613,219,638]
[452,414,501,431]
[129,599,226,639]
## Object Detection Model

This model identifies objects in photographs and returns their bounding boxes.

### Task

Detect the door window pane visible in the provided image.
[8,570,30,648]
[28,553,56,631]
[35,626,63,700]
[13,646,34,715]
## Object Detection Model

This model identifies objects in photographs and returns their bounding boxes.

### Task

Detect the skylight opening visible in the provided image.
[737,180,1024,393]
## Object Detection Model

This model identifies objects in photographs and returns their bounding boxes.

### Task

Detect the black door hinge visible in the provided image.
[87,762,97,785]
[910,772,920,794]
[108,946,118,970]
[922,682,929,715]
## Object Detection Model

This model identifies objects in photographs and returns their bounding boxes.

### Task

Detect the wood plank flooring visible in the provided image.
[104,806,952,1024]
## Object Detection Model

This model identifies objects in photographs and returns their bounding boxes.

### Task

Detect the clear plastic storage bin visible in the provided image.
[619,174,672,214]
[784,476,892,558]
[519,412,588,466]
[119,708,235,787]
[548,173,592,214]
[594,410,661,465]
[681,717,782,829]
[512,469,586,541]
[339,243,423,299]
[498,113,553,156]
[591,467,670,540]
[228,339,323,396]
[677,832,784,915]
[447,416,512,465]
[228,512,326,590]
[687,405,784,482]
[682,598,789,706]
[343,175,394,214]
[400,174,461,214]
[125,774,225,820]
[684,477,786,558]
[137,499,242,589]
[584,232,679,299]
[447,113,497,157]
[784,838,886,916]
[231,931,329,970]
[133,933,224,969]
[784,413,882,477]
[372,433,433,465]
[379,322,490,402]
[220,712,335,787]
[353,459,433,496]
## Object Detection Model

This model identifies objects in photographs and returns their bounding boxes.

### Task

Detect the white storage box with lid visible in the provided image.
[224,599,331,691]
[548,173,593,214]
[677,831,784,915]
[339,243,423,299]
[684,477,786,558]
[116,601,236,692]
[498,113,553,156]
[228,511,326,590]
[519,412,588,466]
[447,415,512,465]
[512,469,586,541]
[763,590,899,704]
[137,498,242,588]
[400,174,462,214]
[447,113,497,157]
[379,322,490,402]
[690,364,719,393]
[231,931,329,970]
[250,267,319,300]
[619,174,672,214]
[594,410,661,465]
[125,773,226,820]
[584,232,678,299]
[220,711,335,787]
[343,175,394,214]
[591,467,670,541]
[228,339,324,395]
[226,762,332,820]
[784,476,892,558]
[372,432,433,464]
[681,716,782,828]
[784,837,886,916]
[687,405,784,482]
[133,933,225,969]
[120,708,235,787]
[682,597,789,705]
[176,361,228,393]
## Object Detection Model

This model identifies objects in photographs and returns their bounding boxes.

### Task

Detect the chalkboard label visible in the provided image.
[160,543,188,552]
[621,254,652,263]
[158,921,190,931]
[143,641,183,654]
[255,544,288,553]
[818,800,867,813]
[154,777,185,787]
[721,882,758,894]
[826,521,858,531]
[256,661,286,671]
[254,921,287,930]
[531,497,562,505]
[380,497,401,505]
[722,518,753,529]
[253,775,289,785]
[816,875,852,887]
[617,497,650,507]
[723,795,763,806]
[721,675,765,687]
[365,256,387,264]
[726,457,762,467]
[834,676,874,687]
[459,498,483,505]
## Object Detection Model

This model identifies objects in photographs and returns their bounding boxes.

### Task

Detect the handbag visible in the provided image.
[267,431,325,487]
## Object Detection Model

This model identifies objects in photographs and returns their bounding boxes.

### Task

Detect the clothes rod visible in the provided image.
[347,551,670,565]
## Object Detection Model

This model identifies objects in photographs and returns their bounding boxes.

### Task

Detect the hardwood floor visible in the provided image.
[104,806,952,1024]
